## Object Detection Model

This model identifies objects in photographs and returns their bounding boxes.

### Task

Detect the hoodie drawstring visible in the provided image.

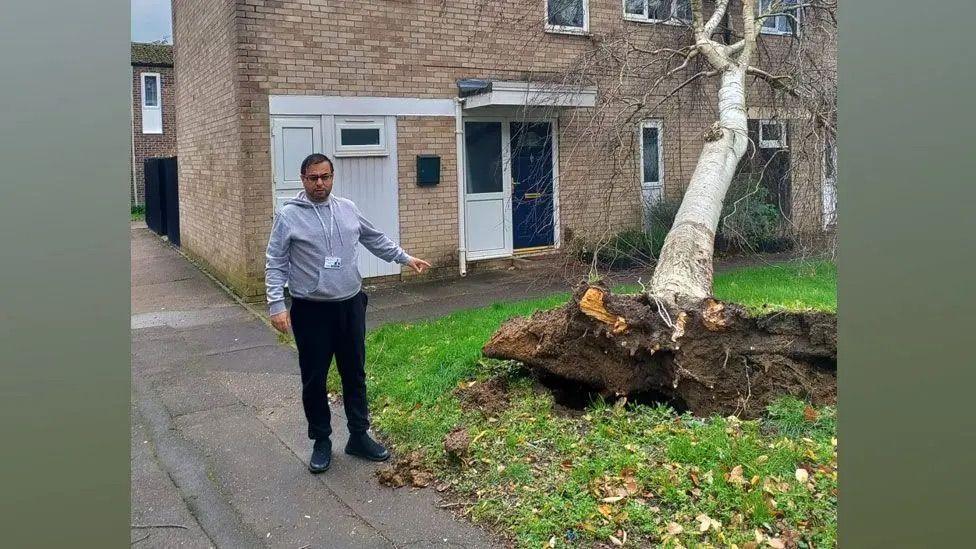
[311,200,343,254]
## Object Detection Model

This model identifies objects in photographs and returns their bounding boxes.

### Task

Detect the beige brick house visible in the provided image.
[172,0,837,299]
[131,43,177,206]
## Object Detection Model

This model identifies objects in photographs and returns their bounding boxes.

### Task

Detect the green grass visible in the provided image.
[131,205,145,221]
[347,260,837,547]
[713,261,836,314]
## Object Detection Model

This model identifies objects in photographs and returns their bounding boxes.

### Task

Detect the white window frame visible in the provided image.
[623,0,692,25]
[545,0,590,35]
[141,72,162,134]
[334,116,388,157]
[758,0,801,36]
[759,119,788,149]
[822,135,837,229]
[639,119,664,198]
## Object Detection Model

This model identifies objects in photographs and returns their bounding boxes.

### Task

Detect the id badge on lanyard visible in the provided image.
[322,256,342,269]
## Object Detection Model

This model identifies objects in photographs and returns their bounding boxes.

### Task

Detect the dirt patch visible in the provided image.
[443,427,471,461]
[376,451,433,489]
[454,376,511,416]
[483,284,836,419]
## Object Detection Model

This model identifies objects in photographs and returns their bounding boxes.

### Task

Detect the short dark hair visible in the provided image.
[300,153,334,175]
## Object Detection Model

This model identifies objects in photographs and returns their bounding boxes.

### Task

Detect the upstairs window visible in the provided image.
[547,0,589,34]
[624,0,692,24]
[759,0,801,35]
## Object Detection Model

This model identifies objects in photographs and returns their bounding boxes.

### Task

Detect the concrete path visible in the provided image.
[130,226,498,548]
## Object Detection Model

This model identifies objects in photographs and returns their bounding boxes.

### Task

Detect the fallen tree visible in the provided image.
[483,0,837,417]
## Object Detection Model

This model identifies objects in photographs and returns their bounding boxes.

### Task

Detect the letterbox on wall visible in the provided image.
[416,155,440,187]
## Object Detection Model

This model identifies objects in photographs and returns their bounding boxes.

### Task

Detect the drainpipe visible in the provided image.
[455,97,467,277]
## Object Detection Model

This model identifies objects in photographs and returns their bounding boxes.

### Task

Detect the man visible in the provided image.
[265,153,431,474]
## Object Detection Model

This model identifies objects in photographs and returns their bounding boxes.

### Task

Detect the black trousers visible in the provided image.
[289,292,370,440]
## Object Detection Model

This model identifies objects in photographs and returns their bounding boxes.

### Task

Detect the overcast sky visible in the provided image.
[132,0,172,44]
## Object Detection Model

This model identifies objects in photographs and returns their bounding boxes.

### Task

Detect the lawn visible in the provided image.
[355,261,837,548]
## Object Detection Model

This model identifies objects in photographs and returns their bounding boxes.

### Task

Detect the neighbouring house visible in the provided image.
[131,42,176,206]
[172,0,837,300]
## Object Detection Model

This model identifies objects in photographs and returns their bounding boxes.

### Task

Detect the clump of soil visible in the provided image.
[443,427,471,460]
[376,451,433,489]
[454,376,511,416]
[483,283,836,419]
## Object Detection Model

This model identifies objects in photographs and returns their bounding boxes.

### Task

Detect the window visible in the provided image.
[640,120,664,204]
[624,0,691,24]
[546,0,589,34]
[464,122,504,194]
[334,116,387,156]
[141,72,162,134]
[759,119,787,148]
[759,0,800,35]
[143,74,159,107]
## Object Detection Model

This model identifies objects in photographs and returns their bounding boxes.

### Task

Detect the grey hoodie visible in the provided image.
[265,191,411,315]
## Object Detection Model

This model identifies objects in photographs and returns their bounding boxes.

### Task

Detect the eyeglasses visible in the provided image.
[302,173,334,182]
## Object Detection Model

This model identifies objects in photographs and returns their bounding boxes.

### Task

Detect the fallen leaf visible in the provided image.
[795,468,810,483]
[609,534,623,546]
[548,535,556,548]
[667,522,684,536]
[729,465,746,485]
[625,481,639,494]
[598,504,613,518]
[601,496,625,503]
[803,405,818,422]
[767,538,785,549]
[697,514,711,532]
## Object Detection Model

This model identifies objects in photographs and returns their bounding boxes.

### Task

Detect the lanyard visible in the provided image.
[313,201,336,255]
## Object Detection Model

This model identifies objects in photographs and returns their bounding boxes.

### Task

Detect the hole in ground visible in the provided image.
[535,371,689,413]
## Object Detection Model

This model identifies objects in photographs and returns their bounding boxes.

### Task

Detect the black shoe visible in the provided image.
[345,432,390,462]
[309,438,332,474]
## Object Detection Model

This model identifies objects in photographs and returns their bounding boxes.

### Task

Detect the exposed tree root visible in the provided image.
[482,284,836,419]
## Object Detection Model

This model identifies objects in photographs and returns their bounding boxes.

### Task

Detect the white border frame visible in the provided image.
[821,135,837,229]
[269,95,455,117]
[622,0,691,26]
[639,119,664,193]
[334,116,388,157]
[545,0,590,35]
[141,72,160,108]
[759,119,788,148]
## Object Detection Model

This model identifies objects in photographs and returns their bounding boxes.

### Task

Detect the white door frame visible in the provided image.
[461,115,561,260]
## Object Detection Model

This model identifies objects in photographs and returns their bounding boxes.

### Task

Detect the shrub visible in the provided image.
[716,176,790,254]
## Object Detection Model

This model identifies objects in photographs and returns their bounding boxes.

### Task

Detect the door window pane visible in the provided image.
[465,122,503,194]
[642,125,660,184]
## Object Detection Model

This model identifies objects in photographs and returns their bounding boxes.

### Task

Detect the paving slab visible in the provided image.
[175,405,393,549]
[131,406,214,548]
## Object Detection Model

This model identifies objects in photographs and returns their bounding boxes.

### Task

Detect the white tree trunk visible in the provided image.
[649,68,750,301]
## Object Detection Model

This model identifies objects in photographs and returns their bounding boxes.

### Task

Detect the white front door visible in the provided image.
[271,115,401,278]
[463,120,512,260]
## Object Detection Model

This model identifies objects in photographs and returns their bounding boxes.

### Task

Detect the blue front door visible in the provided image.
[510,122,555,249]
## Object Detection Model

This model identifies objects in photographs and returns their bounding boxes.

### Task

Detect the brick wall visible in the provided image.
[131,65,176,205]
[172,0,254,293]
[175,0,835,296]
[396,117,460,279]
